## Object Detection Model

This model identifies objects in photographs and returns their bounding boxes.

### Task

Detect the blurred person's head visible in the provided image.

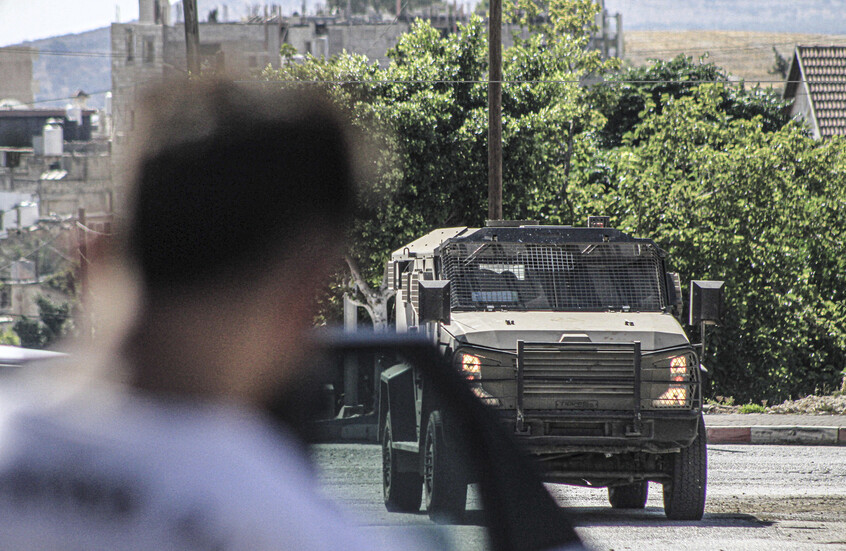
[117,79,357,405]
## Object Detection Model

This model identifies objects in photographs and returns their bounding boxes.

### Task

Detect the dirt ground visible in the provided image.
[707,495,846,517]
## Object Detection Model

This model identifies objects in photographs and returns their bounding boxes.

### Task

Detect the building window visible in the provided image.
[143,37,155,63]
[0,287,9,309]
[126,31,135,62]
[248,55,257,68]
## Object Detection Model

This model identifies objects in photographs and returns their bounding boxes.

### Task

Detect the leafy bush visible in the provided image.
[739,403,767,414]
[12,295,73,349]
[0,327,20,346]
[13,317,45,349]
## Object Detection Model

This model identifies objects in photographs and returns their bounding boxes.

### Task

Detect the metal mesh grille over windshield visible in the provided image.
[441,241,666,311]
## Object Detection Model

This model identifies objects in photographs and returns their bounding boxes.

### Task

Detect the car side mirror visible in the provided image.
[418,279,451,324]
[689,280,725,326]
[666,272,683,319]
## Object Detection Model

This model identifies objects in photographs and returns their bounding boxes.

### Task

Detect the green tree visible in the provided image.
[12,295,73,349]
[589,54,791,149]
[768,46,790,79]
[266,2,846,403]
[0,327,20,346]
[262,0,613,328]
[13,317,45,348]
[36,295,72,343]
[575,84,846,401]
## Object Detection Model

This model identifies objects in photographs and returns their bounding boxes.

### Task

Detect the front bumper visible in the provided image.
[501,409,701,454]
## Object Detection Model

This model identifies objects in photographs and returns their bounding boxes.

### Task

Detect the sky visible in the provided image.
[0,0,139,47]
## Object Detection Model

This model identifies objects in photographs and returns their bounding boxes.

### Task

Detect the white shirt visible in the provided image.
[0,374,399,551]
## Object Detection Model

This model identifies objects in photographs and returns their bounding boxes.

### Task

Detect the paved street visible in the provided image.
[311,443,846,550]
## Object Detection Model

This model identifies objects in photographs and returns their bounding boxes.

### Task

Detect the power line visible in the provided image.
[75,221,112,237]
[244,78,836,85]
[20,73,185,107]
[22,89,111,107]
[363,0,413,58]
[0,230,70,275]
[0,46,118,59]
[7,77,822,111]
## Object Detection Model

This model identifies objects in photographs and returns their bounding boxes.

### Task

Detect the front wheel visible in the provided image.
[608,480,648,509]
[423,410,467,523]
[382,416,422,512]
[662,416,707,520]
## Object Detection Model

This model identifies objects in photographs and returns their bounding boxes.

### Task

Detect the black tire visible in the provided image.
[423,410,467,523]
[608,480,648,509]
[382,416,422,512]
[662,415,707,520]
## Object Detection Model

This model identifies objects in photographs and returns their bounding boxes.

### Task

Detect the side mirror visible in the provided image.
[689,280,725,326]
[418,279,451,324]
[666,272,683,318]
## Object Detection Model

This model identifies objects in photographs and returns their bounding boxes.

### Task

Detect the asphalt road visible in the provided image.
[310,443,846,551]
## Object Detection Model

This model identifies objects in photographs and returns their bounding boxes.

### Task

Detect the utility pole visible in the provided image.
[183,0,201,75]
[77,208,90,339]
[487,0,503,220]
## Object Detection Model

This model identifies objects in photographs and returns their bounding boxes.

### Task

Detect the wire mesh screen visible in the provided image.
[441,241,666,311]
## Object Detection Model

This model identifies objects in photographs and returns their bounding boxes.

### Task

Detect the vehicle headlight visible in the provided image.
[647,352,695,408]
[471,385,502,407]
[460,353,481,380]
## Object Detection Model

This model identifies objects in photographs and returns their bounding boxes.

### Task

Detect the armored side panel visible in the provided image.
[379,364,417,443]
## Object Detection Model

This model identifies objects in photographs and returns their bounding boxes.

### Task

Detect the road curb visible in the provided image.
[708,425,846,446]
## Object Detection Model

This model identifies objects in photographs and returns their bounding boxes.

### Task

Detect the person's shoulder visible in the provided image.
[0,383,401,550]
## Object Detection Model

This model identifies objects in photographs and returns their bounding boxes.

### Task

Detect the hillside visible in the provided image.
[605,0,844,34]
[623,31,846,90]
[25,27,111,109]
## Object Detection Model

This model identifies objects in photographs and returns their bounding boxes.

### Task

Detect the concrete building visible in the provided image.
[784,45,846,139]
[285,17,409,65]
[0,47,36,105]
[109,1,416,183]
[0,105,112,218]
[110,0,290,188]
[109,0,624,189]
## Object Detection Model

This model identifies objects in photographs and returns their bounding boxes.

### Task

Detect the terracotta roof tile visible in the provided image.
[797,45,846,138]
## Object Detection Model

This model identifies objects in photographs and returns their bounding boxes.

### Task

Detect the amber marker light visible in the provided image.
[653,355,689,407]
[461,353,482,380]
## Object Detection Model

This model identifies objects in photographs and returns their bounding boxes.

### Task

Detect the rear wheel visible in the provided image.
[608,480,648,509]
[382,416,422,512]
[662,416,707,520]
[423,410,467,523]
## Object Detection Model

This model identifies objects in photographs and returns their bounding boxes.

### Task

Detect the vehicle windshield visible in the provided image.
[441,240,666,311]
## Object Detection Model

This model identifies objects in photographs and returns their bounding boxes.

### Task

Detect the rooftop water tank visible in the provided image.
[42,119,63,157]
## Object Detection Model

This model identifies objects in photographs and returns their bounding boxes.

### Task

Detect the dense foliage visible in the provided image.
[584,86,846,401]
[13,295,74,349]
[262,1,846,401]
[589,55,791,148]
[264,1,614,327]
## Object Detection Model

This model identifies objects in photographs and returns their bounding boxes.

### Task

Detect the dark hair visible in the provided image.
[126,80,357,291]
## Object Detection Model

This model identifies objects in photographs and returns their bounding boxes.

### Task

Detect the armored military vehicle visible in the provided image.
[378,219,723,521]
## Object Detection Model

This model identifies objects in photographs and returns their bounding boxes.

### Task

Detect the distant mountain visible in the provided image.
[24,27,111,110]
[604,0,843,34]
